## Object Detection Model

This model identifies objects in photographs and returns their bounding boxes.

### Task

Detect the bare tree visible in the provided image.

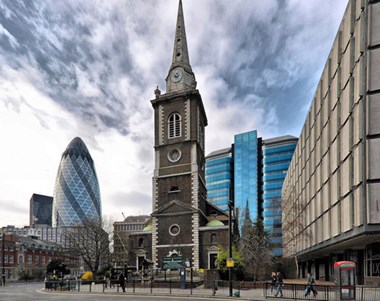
[282,194,312,278]
[239,204,273,280]
[64,218,110,278]
[112,229,130,266]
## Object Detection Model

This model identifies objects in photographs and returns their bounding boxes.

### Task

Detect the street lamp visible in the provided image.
[1,233,5,286]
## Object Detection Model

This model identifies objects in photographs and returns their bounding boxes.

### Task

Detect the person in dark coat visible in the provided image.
[274,272,283,297]
[119,274,126,292]
[270,271,277,293]
[305,272,317,297]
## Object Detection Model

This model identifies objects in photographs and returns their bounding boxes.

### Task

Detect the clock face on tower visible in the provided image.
[171,68,183,83]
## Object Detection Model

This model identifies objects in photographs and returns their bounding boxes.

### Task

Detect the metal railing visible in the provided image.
[44,280,380,301]
[263,282,380,301]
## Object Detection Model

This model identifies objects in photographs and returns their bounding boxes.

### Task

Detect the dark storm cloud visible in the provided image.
[0,0,140,135]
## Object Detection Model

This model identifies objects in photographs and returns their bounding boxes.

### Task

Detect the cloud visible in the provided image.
[0,0,348,227]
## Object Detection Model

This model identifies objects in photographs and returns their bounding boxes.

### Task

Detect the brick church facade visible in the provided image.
[127,0,230,271]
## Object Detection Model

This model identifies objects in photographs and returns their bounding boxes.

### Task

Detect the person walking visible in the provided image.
[274,272,283,297]
[270,272,277,293]
[305,272,317,297]
[119,273,126,293]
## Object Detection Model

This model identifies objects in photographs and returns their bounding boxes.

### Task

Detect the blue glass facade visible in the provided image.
[205,148,232,211]
[53,137,102,226]
[262,137,297,256]
[234,131,260,228]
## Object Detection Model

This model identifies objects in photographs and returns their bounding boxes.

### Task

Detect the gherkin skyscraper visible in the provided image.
[53,137,102,226]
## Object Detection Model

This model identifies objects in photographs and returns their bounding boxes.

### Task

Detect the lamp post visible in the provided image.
[228,189,234,297]
[1,233,5,286]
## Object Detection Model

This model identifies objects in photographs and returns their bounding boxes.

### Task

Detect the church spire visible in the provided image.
[171,0,191,70]
[166,0,196,93]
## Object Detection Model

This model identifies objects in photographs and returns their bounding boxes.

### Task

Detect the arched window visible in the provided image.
[210,233,217,245]
[168,113,181,138]
[139,238,144,248]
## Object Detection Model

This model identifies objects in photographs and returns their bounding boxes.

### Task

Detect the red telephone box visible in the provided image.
[334,261,356,301]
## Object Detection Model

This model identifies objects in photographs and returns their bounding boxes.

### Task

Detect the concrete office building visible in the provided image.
[282,0,380,285]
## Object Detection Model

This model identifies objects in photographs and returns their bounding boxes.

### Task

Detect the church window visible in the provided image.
[168,113,181,138]
[169,224,180,236]
[210,233,217,245]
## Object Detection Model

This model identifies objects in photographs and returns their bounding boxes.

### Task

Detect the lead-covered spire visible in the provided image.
[171,0,191,70]
[166,0,196,93]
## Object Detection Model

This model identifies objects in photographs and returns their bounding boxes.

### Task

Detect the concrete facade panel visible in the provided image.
[368,48,380,92]
[341,194,353,232]
[340,119,351,161]
[322,213,330,241]
[322,96,330,127]
[340,156,352,197]
[322,152,329,184]
[322,63,330,99]
[353,100,364,144]
[340,80,353,125]
[330,74,340,110]
[367,94,380,136]
[330,105,339,140]
[341,7,353,53]
[369,2,380,47]
[330,138,339,174]
[330,33,341,79]
[353,185,363,226]
[353,58,364,104]
[331,204,340,237]
[354,17,364,63]
[353,143,363,186]
[341,45,352,88]
[367,182,380,224]
[322,126,329,156]
[322,183,330,212]
[355,0,364,21]
[330,171,339,205]
[367,138,380,180]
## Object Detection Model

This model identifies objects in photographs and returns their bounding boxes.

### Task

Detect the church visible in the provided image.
[127,0,230,271]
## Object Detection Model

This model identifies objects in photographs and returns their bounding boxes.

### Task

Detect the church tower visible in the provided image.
[150,0,208,270]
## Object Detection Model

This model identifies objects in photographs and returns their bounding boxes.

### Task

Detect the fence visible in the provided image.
[44,280,380,300]
[263,282,380,301]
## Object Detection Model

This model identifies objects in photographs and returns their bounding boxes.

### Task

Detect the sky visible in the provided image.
[0,0,349,227]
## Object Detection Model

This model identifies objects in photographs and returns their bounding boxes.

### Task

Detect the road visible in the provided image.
[0,282,240,301]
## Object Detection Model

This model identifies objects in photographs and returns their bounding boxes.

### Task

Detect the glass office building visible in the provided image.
[205,147,233,211]
[262,136,297,256]
[53,137,102,226]
[234,130,261,228]
[29,193,53,226]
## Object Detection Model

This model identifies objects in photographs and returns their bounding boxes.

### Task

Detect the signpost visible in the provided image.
[162,256,183,270]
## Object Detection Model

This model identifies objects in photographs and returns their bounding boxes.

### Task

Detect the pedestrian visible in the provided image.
[212,281,218,296]
[270,271,277,293]
[119,273,126,293]
[305,272,318,297]
[274,272,283,297]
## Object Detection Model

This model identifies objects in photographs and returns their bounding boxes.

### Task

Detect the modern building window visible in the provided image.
[168,113,181,138]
